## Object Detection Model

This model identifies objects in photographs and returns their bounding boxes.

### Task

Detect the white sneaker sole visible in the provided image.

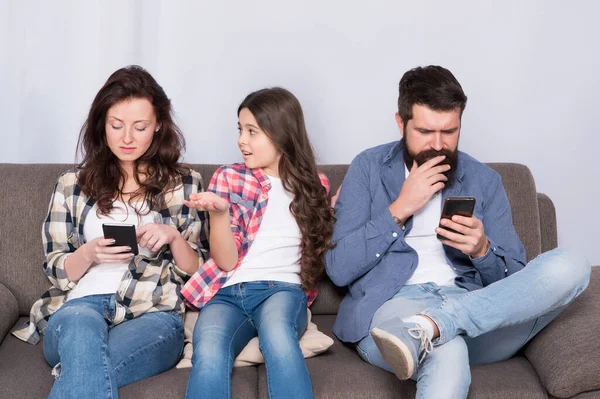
[370,327,415,380]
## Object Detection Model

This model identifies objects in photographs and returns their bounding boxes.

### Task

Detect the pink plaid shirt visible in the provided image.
[182,163,330,309]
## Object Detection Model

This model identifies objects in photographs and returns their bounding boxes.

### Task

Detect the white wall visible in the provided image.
[1,1,599,264]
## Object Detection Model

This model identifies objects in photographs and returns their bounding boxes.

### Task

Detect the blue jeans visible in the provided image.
[185,281,311,399]
[357,248,590,398]
[43,294,184,399]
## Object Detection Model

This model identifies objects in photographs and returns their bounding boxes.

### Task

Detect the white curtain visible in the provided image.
[1,0,599,263]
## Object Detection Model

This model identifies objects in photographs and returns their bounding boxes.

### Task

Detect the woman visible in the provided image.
[12,65,208,398]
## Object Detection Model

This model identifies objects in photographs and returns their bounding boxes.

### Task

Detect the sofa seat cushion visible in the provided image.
[525,267,600,398]
[255,315,547,399]
[0,318,258,399]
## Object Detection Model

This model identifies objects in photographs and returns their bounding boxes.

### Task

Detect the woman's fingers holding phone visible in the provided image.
[83,237,133,263]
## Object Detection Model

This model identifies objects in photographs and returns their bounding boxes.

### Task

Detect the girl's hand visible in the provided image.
[82,237,133,263]
[331,186,342,209]
[184,192,230,215]
[136,223,179,253]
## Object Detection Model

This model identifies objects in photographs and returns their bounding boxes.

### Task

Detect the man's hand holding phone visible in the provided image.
[436,214,489,258]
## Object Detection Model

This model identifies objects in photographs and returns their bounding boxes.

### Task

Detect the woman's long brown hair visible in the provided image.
[238,88,334,291]
[76,65,188,214]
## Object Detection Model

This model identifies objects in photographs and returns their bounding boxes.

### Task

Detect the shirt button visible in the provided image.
[375,253,380,258]
[392,232,398,238]
[453,267,457,271]
[493,247,496,251]
[401,226,406,231]
[504,268,508,273]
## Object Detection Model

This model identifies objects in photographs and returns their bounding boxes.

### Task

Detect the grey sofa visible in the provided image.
[1,163,599,398]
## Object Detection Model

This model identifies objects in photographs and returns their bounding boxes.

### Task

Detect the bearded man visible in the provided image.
[325,65,590,398]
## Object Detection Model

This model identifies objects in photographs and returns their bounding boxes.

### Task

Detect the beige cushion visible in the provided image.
[176,308,333,368]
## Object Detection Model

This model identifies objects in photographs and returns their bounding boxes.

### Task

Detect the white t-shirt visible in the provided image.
[223,176,302,287]
[403,165,458,286]
[67,201,159,301]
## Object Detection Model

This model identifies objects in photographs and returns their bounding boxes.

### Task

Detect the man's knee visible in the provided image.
[538,248,591,295]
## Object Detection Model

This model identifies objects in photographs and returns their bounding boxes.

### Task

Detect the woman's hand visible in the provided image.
[82,237,134,263]
[136,223,180,253]
[184,192,229,215]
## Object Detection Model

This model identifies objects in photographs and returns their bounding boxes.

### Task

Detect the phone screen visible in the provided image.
[437,196,476,240]
[102,223,139,255]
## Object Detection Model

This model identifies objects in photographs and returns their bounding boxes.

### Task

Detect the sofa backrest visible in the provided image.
[0,162,543,316]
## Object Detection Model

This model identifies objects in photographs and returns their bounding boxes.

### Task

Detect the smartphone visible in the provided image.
[436,196,476,240]
[102,223,139,255]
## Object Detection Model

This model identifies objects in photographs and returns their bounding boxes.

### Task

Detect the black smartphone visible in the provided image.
[102,223,139,255]
[436,196,476,240]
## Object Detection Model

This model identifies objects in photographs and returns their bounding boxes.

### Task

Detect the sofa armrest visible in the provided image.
[524,267,600,398]
[0,282,19,343]
[537,193,558,253]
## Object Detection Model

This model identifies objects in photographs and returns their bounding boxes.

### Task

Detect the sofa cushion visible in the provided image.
[177,308,333,368]
[0,282,18,342]
[120,360,258,399]
[0,318,258,399]
[537,192,558,253]
[0,164,72,315]
[525,267,600,398]
[566,392,600,399]
[308,277,346,316]
[256,315,547,399]
[486,163,542,262]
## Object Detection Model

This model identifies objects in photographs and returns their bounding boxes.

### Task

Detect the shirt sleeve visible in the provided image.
[170,170,211,280]
[208,166,245,257]
[42,173,77,291]
[325,155,405,287]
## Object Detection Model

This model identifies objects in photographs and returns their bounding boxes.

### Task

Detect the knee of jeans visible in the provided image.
[191,332,230,367]
[259,327,300,359]
[48,306,105,339]
[542,248,591,294]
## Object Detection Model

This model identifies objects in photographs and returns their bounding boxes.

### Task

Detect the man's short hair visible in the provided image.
[397,65,468,124]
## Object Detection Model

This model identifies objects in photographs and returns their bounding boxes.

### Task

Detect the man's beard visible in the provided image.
[403,140,459,189]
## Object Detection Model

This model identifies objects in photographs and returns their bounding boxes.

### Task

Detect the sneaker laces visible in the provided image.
[408,327,433,363]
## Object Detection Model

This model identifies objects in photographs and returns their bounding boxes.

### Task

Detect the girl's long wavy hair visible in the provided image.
[238,87,334,291]
[76,65,188,215]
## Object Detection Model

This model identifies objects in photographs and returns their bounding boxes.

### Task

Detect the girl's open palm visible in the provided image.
[184,192,230,215]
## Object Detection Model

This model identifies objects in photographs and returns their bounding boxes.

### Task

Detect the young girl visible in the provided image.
[182,87,334,399]
[12,65,209,398]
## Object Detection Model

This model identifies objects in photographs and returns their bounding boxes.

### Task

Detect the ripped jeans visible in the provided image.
[42,294,184,399]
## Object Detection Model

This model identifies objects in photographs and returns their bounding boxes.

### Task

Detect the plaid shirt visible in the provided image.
[12,169,209,344]
[181,163,329,309]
